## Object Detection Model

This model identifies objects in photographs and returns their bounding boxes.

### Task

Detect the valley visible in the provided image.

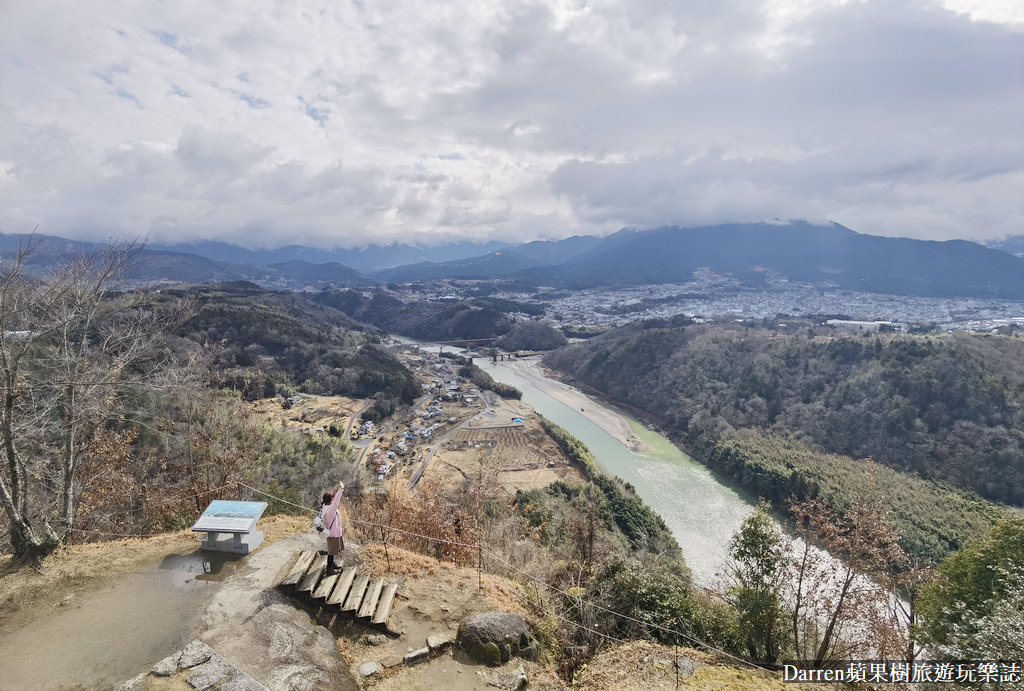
[5,3,1023,683]
[2,233,1023,685]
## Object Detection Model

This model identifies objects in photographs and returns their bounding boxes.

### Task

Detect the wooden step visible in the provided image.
[279,550,316,587]
[342,573,369,612]
[372,582,398,626]
[313,571,340,600]
[326,567,356,606]
[298,555,327,593]
[357,578,384,619]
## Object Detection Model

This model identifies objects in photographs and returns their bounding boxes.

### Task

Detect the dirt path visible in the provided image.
[0,516,310,691]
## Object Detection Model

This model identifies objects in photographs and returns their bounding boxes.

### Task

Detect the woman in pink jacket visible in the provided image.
[320,479,345,573]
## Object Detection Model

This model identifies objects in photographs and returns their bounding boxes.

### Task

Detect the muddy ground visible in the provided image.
[0,516,306,690]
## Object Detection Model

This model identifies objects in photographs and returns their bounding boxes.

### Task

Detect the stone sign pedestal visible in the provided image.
[192,500,268,554]
[200,529,265,554]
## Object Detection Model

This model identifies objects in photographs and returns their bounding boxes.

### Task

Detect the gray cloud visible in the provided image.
[0,0,1020,248]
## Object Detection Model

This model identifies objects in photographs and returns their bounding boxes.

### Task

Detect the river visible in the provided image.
[478,357,755,586]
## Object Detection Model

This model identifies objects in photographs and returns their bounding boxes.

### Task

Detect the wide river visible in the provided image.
[478,357,756,586]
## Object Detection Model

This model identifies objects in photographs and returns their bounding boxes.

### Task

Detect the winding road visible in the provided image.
[406,391,506,489]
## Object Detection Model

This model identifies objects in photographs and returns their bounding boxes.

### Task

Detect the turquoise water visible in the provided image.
[480,358,755,585]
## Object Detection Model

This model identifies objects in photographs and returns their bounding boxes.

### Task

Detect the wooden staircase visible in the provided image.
[277,550,400,631]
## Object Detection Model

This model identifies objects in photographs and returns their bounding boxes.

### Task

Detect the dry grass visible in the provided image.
[576,641,821,691]
[425,418,585,493]
[358,542,528,615]
[249,394,365,433]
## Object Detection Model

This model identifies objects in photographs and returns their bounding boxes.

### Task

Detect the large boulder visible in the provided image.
[456,612,537,666]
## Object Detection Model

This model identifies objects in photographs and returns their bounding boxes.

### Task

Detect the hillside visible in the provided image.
[544,322,1023,560]
[311,288,522,342]
[374,222,1024,300]
[174,284,420,412]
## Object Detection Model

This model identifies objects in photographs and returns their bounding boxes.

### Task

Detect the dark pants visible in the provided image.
[326,536,344,570]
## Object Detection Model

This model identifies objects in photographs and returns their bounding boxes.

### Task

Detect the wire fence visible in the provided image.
[236,481,765,671]
[68,482,239,540]
[5,477,765,673]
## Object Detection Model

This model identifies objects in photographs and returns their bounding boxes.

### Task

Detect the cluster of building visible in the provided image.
[469,270,1024,333]
[352,419,376,439]
[361,347,487,483]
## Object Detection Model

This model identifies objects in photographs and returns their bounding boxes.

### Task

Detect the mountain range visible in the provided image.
[4,222,1024,299]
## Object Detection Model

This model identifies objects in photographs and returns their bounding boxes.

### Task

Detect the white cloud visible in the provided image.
[0,0,1020,247]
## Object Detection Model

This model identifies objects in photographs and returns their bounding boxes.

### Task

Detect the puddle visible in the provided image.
[0,549,231,690]
[158,551,247,584]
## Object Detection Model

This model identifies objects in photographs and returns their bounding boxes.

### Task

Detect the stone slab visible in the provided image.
[359,661,381,677]
[219,675,267,691]
[152,651,182,676]
[404,647,431,665]
[381,655,404,669]
[486,664,527,691]
[178,640,215,669]
[427,632,454,652]
[187,655,235,690]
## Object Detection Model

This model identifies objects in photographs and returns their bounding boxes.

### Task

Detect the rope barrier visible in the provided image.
[480,546,765,670]
[69,527,168,538]
[238,480,768,671]
[74,481,238,527]
[15,476,768,671]
[237,482,316,515]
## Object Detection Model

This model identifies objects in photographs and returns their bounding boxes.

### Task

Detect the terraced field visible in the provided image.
[424,422,585,492]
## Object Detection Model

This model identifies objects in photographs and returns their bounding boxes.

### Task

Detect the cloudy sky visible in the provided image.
[1,0,1022,249]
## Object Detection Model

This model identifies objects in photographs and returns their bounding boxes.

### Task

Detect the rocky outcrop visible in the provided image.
[198,532,359,691]
[456,612,537,666]
[120,640,264,691]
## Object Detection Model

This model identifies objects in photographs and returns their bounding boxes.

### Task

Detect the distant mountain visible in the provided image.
[124,249,246,283]
[503,235,604,264]
[265,260,365,284]
[529,222,1024,298]
[148,239,511,272]
[371,250,543,282]
[0,232,106,258]
[371,235,602,282]
[0,232,370,287]
[374,222,1024,299]
[9,224,1024,299]
[984,235,1024,257]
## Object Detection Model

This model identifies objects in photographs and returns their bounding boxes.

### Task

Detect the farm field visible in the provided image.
[423,419,584,493]
[249,394,366,434]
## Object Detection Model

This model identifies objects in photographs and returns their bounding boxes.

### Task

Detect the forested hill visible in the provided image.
[545,323,1024,508]
[311,288,542,342]
[171,283,419,415]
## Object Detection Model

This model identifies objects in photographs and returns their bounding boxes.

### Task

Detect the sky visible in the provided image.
[1,0,1022,249]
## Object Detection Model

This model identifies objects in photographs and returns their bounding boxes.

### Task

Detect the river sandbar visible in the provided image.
[500,359,646,453]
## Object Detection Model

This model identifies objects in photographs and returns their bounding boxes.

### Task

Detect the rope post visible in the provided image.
[436,541,442,564]
[379,519,391,572]
[478,544,483,590]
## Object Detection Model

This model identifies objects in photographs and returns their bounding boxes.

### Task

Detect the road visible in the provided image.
[406,391,503,489]
[353,394,432,466]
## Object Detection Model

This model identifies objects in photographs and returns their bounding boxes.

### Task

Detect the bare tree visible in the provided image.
[788,499,909,664]
[0,239,191,559]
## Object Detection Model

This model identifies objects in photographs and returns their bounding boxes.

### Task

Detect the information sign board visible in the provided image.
[191,500,268,553]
